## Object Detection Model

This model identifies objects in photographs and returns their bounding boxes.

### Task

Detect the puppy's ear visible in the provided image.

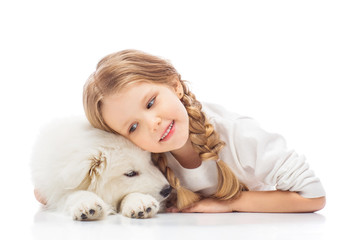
[88,148,107,191]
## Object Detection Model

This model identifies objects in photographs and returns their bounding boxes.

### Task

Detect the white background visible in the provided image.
[0,0,359,239]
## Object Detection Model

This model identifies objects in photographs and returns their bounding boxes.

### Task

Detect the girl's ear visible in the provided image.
[174,79,184,99]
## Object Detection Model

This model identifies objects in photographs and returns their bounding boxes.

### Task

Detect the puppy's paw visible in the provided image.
[66,192,110,221]
[71,200,105,221]
[120,193,160,219]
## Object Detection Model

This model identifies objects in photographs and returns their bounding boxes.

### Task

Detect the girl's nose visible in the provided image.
[151,117,162,132]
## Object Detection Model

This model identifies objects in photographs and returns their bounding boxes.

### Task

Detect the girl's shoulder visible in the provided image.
[202,102,252,122]
[201,102,265,138]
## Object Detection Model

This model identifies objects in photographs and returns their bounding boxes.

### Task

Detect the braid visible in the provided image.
[181,90,222,161]
[151,80,248,209]
[180,81,248,200]
[151,152,200,210]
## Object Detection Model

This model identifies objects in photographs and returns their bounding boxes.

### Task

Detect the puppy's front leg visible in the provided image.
[64,190,113,221]
[119,193,160,219]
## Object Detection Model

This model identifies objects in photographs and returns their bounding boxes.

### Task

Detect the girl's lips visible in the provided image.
[159,121,175,142]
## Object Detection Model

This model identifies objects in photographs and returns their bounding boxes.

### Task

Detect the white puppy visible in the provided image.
[31,117,172,220]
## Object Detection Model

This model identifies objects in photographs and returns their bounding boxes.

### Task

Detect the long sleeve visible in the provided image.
[204,103,326,198]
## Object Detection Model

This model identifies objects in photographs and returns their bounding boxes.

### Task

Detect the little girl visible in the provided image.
[81,49,326,213]
[36,49,326,213]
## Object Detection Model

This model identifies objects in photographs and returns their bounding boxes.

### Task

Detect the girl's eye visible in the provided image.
[147,97,156,109]
[129,122,138,133]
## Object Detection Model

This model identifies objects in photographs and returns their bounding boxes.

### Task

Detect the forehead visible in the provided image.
[102,82,158,108]
[101,83,148,124]
[103,81,174,109]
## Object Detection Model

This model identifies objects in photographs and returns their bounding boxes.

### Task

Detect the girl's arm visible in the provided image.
[181,191,326,213]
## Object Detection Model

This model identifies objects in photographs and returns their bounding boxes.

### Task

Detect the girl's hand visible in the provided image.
[180,198,233,213]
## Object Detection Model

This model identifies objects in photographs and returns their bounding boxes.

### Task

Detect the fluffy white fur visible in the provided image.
[31,117,171,220]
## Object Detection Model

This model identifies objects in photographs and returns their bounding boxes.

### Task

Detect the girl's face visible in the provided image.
[102,81,189,153]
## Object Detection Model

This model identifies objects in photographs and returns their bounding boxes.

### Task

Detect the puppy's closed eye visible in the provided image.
[124,170,139,177]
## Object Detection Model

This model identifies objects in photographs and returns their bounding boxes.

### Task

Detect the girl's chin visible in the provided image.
[156,139,188,153]
[172,136,191,151]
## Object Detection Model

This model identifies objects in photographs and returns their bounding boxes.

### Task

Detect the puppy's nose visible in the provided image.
[160,185,172,198]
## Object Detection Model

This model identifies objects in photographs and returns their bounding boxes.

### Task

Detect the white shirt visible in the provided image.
[166,102,326,198]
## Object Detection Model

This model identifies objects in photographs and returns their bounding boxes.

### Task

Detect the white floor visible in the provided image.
[32,211,326,240]
[3,188,359,240]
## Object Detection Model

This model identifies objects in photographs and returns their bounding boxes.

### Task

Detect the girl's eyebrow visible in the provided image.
[141,88,154,104]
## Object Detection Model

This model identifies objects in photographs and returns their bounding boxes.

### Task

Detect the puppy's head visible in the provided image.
[83,133,171,210]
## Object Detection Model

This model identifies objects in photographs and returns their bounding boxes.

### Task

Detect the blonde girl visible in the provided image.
[62,49,325,213]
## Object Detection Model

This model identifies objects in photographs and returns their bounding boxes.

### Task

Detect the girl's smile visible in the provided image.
[159,120,175,142]
[102,81,189,153]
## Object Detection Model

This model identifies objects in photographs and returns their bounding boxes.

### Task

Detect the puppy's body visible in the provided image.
[31,117,171,220]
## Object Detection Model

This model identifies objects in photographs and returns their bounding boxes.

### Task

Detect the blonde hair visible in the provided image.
[83,49,248,209]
